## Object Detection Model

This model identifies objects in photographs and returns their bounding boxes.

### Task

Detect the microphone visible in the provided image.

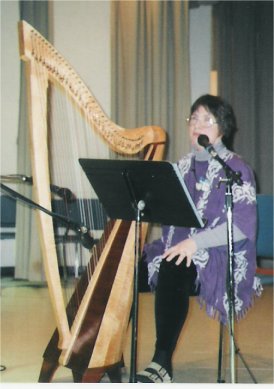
[20,177,76,202]
[0,175,75,202]
[50,184,76,202]
[197,134,218,158]
[197,134,243,186]
[77,226,95,250]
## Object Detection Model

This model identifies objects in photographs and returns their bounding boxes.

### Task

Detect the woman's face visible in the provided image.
[188,105,223,151]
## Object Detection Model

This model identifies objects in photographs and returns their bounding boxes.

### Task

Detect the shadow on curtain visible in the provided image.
[212,1,273,194]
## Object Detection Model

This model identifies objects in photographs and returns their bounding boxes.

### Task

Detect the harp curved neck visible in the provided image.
[18,20,166,155]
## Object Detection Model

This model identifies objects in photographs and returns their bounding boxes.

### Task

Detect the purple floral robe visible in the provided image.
[144,146,263,323]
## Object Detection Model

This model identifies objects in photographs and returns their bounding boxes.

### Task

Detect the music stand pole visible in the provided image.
[129,200,145,383]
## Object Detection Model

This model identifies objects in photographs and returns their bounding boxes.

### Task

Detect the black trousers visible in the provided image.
[152,258,198,376]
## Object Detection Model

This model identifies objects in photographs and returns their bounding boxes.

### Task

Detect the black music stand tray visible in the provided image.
[79,158,204,383]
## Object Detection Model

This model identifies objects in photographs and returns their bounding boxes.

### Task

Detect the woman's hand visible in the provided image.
[163,238,197,267]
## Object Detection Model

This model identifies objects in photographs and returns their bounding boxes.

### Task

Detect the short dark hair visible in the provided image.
[190,94,237,141]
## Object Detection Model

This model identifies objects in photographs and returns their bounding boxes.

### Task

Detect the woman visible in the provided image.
[136,94,262,383]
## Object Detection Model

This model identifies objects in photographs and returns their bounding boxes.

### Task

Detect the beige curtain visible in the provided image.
[111,0,191,162]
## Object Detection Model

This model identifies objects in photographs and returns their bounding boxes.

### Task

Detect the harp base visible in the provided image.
[38,358,123,383]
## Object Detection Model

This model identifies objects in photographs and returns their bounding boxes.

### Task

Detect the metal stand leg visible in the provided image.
[217,322,258,384]
[217,323,225,383]
[234,341,258,383]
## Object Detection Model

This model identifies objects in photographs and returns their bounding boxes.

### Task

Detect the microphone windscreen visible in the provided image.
[198,134,210,147]
[80,231,95,250]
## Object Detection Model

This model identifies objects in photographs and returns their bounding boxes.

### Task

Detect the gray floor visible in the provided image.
[0,277,273,385]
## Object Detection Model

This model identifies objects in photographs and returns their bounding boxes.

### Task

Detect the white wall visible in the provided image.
[49,0,111,116]
[1,1,20,175]
[189,5,212,103]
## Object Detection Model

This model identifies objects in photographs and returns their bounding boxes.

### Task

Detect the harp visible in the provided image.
[18,20,166,383]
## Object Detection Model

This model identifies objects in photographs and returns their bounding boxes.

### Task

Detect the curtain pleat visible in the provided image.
[212,1,273,194]
[111,0,191,162]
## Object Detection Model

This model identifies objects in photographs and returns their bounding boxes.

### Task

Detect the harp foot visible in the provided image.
[73,369,103,383]
[38,359,59,382]
[72,364,122,383]
[107,365,122,383]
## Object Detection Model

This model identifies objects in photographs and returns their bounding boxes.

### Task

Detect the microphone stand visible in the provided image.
[0,182,94,250]
[209,155,257,384]
[1,174,75,202]
[220,174,236,383]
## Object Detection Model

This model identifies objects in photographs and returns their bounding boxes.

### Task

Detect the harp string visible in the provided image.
[46,72,112,312]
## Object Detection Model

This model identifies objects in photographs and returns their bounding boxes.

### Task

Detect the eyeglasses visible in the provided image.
[186,115,218,128]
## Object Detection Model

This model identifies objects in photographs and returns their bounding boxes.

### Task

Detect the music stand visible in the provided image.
[79,158,204,383]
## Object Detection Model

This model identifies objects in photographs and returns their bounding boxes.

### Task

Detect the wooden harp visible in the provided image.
[18,20,166,382]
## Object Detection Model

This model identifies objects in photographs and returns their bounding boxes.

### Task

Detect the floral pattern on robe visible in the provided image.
[144,145,263,323]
